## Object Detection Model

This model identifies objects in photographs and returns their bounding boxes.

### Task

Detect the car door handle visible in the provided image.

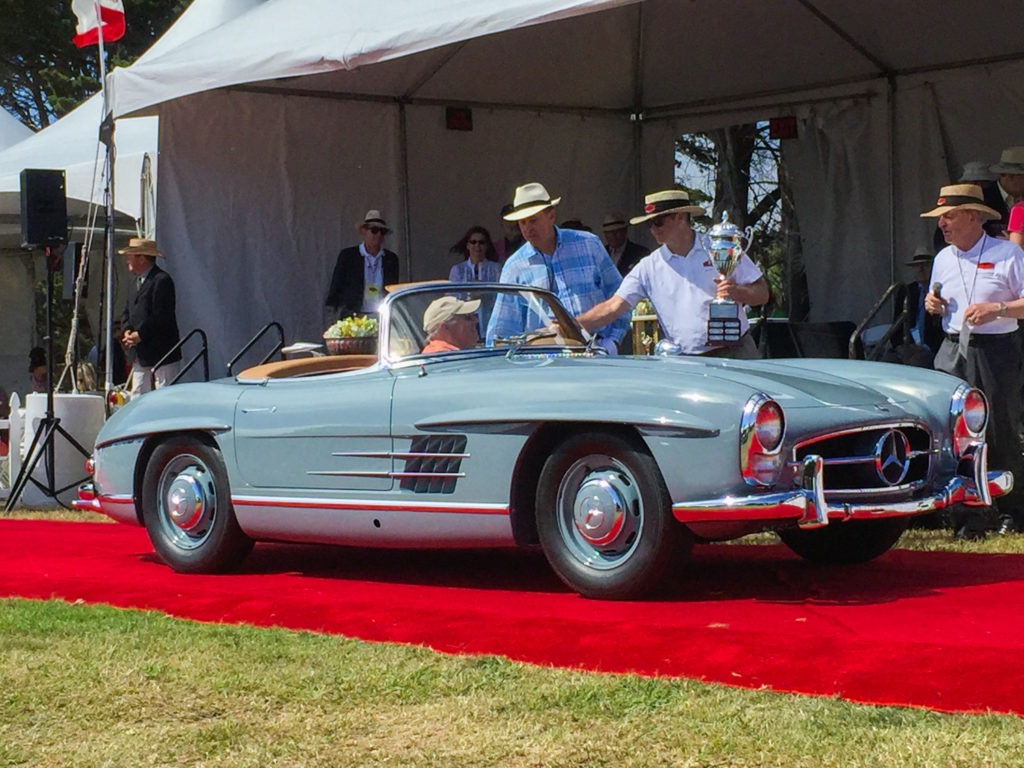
[240,406,277,414]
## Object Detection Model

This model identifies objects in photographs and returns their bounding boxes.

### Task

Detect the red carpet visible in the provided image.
[2,519,1023,716]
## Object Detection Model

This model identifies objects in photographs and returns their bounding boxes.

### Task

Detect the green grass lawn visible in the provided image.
[1,511,1023,766]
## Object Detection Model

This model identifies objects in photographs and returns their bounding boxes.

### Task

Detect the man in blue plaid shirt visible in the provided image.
[485,182,629,353]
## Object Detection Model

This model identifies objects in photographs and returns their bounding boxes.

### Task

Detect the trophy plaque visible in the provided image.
[707,213,754,346]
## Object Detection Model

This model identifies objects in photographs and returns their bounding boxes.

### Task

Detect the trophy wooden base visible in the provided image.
[707,300,742,345]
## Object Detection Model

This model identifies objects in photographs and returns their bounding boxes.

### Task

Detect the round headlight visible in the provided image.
[962,388,988,435]
[741,394,786,487]
[754,400,785,452]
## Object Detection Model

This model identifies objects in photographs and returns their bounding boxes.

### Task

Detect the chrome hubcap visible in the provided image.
[573,475,628,546]
[157,454,216,548]
[558,454,643,570]
[167,473,207,532]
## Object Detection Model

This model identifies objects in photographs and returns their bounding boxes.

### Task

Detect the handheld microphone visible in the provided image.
[931,282,942,299]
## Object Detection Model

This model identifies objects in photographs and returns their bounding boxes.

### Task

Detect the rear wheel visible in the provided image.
[536,431,689,599]
[142,436,252,573]
[778,517,908,564]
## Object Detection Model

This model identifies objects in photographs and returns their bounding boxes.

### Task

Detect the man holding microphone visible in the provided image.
[922,183,1024,536]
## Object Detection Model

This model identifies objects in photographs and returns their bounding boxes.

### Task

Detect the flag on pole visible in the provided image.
[72,0,126,48]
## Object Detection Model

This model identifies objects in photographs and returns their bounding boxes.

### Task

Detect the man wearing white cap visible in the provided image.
[421,296,481,354]
[922,183,1024,536]
[485,182,628,352]
[578,190,768,358]
[325,209,400,319]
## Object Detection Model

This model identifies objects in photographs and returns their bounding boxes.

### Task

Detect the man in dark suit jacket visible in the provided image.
[325,209,400,318]
[890,250,944,367]
[601,213,649,276]
[120,238,181,395]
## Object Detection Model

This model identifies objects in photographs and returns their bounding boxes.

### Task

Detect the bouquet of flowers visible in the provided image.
[323,315,378,355]
[323,315,378,339]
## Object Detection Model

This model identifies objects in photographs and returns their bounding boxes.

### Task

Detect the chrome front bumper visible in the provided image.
[73,484,139,525]
[673,443,1012,529]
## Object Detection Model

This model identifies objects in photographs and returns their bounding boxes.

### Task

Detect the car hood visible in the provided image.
[492,353,956,409]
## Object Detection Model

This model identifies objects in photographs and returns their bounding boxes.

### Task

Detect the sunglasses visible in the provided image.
[649,214,672,229]
[367,226,388,235]
[467,239,488,245]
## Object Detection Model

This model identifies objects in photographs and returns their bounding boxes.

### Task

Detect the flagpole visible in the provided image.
[94,1,118,399]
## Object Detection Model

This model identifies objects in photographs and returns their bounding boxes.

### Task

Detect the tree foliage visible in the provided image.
[0,0,187,129]
[676,123,808,319]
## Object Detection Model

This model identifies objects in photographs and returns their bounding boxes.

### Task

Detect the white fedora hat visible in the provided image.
[503,182,562,221]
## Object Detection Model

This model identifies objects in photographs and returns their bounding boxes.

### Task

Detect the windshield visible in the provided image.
[380,283,588,361]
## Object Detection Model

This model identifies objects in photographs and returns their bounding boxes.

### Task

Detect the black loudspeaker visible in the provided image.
[20,168,68,248]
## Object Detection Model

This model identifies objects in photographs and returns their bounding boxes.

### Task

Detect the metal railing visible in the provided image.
[152,328,210,386]
[226,321,285,377]
[849,283,912,360]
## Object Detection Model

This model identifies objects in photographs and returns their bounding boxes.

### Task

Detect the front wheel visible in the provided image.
[142,435,253,573]
[778,517,908,564]
[536,431,689,599]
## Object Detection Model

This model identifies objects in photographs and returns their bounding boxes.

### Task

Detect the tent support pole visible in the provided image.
[631,1,645,201]
[398,101,412,281]
[887,74,896,288]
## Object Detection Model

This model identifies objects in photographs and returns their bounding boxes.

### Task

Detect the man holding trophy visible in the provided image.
[577,189,769,357]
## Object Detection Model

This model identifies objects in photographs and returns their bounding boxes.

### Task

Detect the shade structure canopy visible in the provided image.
[77,0,1024,375]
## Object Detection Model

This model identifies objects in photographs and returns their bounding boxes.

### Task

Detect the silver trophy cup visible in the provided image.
[706,212,753,346]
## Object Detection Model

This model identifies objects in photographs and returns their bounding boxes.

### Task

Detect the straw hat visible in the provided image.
[423,296,481,334]
[989,147,1024,175]
[629,189,705,225]
[503,183,561,221]
[919,184,1001,220]
[360,209,390,233]
[117,238,164,258]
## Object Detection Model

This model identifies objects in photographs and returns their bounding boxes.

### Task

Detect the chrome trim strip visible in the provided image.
[96,427,230,450]
[330,451,471,460]
[307,470,392,477]
[233,495,508,515]
[306,470,466,478]
[391,472,465,479]
[672,450,1011,527]
[820,448,932,466]
[790,420,928,456]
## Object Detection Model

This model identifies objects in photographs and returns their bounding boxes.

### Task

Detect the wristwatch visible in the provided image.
[997,301,1008,317]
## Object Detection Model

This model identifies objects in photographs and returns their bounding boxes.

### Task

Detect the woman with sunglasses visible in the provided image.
[448,226,501,282]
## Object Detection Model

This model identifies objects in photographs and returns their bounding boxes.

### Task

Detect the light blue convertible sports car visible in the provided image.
[77,282,1010,599]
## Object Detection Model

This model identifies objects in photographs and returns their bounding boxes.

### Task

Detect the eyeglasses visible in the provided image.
[367,226,388,235]
[467,239,488,245]
[649,215,672,229]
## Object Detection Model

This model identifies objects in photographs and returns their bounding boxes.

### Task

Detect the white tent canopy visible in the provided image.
[0,110,32,151]
[0,95,157,222]
[96,0,1024,375]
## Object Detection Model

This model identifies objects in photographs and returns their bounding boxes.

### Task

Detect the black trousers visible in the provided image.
[934,333,1024,523]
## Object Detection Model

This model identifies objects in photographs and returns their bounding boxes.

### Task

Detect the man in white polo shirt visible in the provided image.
[577,189,769,358]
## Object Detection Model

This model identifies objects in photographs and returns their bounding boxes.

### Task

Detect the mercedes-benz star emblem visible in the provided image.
[874,429,911,486]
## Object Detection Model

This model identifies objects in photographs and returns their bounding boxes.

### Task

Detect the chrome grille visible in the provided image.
[792,423,932,498]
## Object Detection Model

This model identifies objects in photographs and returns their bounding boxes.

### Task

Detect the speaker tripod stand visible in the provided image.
[4,244,91,513]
